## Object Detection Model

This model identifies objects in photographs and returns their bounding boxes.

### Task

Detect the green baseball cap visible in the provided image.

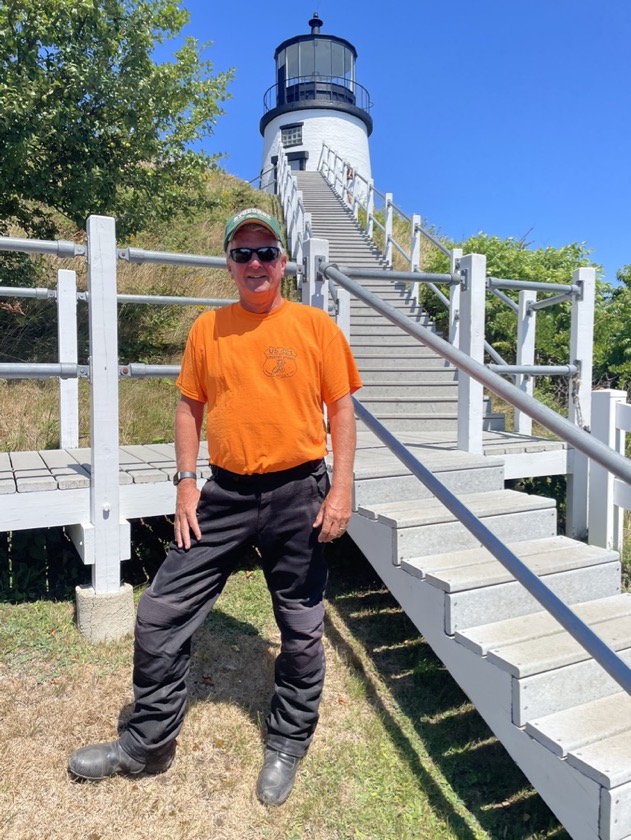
[223,208,284,251]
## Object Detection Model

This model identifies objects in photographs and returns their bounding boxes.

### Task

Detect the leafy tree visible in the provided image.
[0,0,233,243]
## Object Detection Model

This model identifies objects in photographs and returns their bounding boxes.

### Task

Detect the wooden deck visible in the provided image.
[0,428,567,535]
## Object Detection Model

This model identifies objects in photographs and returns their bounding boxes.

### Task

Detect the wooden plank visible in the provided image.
[426,543,617,593]
[456,593,631,656]
[512,647,631,727]
[567,730,631,788]
[445,563,620,635]
[488,609,631,678]
[364,489,556,528]
[526,693,631,758]
[601,781,631,840]
[0,487,91,529]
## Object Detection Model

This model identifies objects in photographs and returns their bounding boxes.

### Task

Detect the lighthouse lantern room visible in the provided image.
[260,14,372,193]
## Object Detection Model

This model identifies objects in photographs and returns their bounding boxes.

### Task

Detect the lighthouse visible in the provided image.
[260,13,372,192]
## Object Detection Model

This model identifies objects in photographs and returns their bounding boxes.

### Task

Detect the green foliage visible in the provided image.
[420,232,612,401]
[0,0,233,244]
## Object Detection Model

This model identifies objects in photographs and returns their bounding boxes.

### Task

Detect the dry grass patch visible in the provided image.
[0,566,473,840]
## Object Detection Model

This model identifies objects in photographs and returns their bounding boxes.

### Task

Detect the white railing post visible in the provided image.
[336,287,351,342]
[303,237,329,313]
[366,179,375,239]
[449,248,463,347]
[57,269,79,449]
[410,214,421,272]
[384,193,393,267]
[589,389,627,551]
[86,215,127,594]
[457,253,486,454]
[514,289,537,435]
[566,266,596,539]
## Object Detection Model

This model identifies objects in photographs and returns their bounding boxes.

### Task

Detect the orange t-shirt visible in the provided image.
[176,299,362,474]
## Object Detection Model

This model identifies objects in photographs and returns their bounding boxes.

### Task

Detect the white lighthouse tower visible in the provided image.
[260,13,372,192]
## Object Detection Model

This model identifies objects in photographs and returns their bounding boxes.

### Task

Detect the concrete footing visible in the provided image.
[75,583,135,643]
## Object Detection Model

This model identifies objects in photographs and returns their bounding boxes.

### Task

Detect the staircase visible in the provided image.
[293,171,631,839]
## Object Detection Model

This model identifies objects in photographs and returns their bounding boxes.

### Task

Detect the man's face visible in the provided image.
[226,226,287,314]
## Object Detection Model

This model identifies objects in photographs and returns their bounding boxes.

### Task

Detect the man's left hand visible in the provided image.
[313,488,351,543]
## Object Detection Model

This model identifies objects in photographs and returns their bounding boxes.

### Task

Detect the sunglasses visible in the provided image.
[229,246,281,264]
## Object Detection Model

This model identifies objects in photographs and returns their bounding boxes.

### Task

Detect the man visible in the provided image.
[68,208,361,807]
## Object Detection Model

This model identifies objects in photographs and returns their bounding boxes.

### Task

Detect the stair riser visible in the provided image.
[376,416,459,431]
[359,399,457,413]
[351,337,435,348]
[351,346,438,357]
[351,327,435,337]
[354,356,452,369]
[396,508,557,560]
[358,384,458,398]
[354,464,504,507]
[445,561,621,635]
[513,627,630,727]
[358,369,457,383]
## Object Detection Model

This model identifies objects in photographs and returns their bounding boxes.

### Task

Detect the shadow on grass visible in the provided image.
[116,609,276,740]
[325,535,569,840]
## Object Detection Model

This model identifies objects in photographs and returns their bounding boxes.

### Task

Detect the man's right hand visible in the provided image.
[174,480,201,549]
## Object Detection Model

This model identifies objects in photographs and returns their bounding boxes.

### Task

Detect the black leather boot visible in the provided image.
[255,748,301,806]
[68,739,175,781]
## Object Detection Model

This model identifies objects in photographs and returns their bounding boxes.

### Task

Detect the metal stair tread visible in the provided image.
[455,590,628,654]
[357,488,555,526]
[402,537,619,592]
[525,690,631,758]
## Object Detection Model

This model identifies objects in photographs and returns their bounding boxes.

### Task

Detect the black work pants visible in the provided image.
[119,459,329,763]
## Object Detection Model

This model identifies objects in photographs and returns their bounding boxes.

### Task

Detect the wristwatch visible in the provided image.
[172,471,198,486]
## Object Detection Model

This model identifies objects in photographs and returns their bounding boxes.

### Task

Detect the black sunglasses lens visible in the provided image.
[230,247,280,263]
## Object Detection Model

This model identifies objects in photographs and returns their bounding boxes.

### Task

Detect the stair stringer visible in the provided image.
[347,514,610,840]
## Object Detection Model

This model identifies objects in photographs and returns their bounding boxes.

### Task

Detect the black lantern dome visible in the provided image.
[260,13,372,135]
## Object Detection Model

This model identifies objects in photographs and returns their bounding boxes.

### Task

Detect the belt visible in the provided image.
[210,459,325,490]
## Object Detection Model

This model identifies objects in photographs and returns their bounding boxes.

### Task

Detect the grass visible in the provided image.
[0,540,569,840]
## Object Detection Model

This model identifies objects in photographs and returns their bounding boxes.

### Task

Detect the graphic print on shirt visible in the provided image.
[264,346,297,378]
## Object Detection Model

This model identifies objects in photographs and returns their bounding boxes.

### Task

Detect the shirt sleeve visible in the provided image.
[175,318,208,403]
[321,328,362,405]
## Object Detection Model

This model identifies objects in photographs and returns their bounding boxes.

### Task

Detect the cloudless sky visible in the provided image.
[157,1,630,284]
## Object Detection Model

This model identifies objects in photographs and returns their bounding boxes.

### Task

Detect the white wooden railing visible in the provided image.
[589,390,631,553]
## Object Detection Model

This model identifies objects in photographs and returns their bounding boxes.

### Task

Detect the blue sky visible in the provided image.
[160,1,630,284]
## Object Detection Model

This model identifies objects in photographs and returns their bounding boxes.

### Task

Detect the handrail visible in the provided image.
[321,261,631,486]
[352,397,631,696]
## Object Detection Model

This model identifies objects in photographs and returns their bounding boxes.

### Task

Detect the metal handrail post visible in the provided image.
[449,248,463,347]
[410,214,421,272]
[567,266,596,539]
[366,179,375,239]
[57,270,79,448]
[384,193,393,267]
[457,253,486,453]
[86,215,128,594]
[514,289,537,435]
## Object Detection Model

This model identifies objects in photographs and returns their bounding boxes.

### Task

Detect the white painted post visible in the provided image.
[86,215,125,594]
[303,237,329,313]
[410,214,421,272]
[589,389,626,551]
[384,193,393,267]
[337,288,351,342]
[514,289,537,435]
[566,266,596,539]
[294,190,305,266]
[57,269,79,449]
[367,180,375,239]
[457,253,486,454]
[449,248,463,347]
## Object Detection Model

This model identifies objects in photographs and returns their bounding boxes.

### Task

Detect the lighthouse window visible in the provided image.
[281,123,303,148]
[286,43,299,81]
[314,39,331,76]
[331,43,344,80]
